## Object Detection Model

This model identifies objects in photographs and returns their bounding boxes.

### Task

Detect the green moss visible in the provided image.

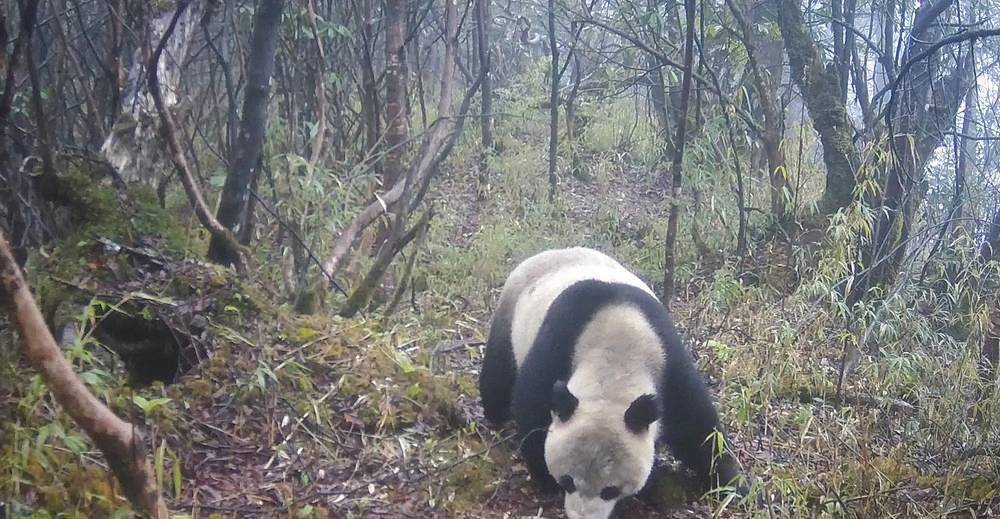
[870,456,920,482]
[961,476,1000,501]
[292,504,331,518]
[0,421,123,516]
[334,342,466,433]
[289,326,323,345]
[29,169,213,324]
[444,455,500,512]
[130,185,196,253]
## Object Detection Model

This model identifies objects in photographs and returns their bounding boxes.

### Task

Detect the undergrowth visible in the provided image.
[2,54,999,519]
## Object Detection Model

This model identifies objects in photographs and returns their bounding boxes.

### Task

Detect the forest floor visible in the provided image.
[0,162,733,519]
[154,165,718,518]
[3,145,1000,518]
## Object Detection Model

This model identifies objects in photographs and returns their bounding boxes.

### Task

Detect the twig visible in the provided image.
[876,28,1000,122]
[247,186,348,298]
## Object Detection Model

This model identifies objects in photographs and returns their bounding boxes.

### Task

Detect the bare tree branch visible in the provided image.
[0,230,168,518]
[147,0,248,272]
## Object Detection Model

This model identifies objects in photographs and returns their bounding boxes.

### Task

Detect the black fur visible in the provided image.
[479,299,517,424]
[624,394,659,433]
[480,279,741,492]
[558,475,577,493]
[551,380,578,421]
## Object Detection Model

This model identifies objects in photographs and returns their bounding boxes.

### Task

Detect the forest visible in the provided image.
[1,0,999,517]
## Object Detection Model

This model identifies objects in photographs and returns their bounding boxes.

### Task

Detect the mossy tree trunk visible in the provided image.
[101,2,202,183]
[775,0,859,214]
[208,0,285,267]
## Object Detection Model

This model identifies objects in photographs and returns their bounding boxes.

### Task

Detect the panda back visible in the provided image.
[508,250,654,368]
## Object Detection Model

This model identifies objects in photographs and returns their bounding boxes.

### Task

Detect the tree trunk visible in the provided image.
[101,2,202,183]
[50,10,107,148]
[383,0,410,189]
[662,0,696,303]
[565,37,583,180]
[923,82,977,267]
[950,84,976,239]
[357,0,381,176]
[764,136,787,224]
[843,0,868,128]
[830,0,848,103]
[106,0,124,129]
[647,55,674,161]
[24,1,58,202]
[337,0,470,317]
[149,1,247,272]
[854,0,972,301]
[1,1,38,266]
[0,231,168,518]
[202,6,240,159]
[208,0,285,266]
[775,0,858,214]
[980,206,1000,388]
[339,209,433,317]
[319,0,482,303]
[475,0,494,193]
[726,0,788,226]
[546,0,559,199]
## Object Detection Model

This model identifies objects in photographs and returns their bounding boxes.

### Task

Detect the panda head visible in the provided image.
[544,380,660,519]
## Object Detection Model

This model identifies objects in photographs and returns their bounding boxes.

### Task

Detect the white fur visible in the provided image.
[569,305,664,403]
[544,394,658,500]
[564,493,619,519]
[506,248,654,367]
[499,248,666,519]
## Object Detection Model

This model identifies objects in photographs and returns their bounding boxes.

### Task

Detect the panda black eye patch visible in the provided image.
[600,486,621,500]
[558,475,576,493]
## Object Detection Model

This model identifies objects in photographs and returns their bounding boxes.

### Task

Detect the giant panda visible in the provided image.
[479,247,742,519]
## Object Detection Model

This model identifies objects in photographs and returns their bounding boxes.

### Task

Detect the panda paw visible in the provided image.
[481,412,511,429]
[532,474,562,495]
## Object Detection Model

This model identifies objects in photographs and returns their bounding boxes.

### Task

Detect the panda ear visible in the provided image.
[624,394,659,433]
[551,380,578,421]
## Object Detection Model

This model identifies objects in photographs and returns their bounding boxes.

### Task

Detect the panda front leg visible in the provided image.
[519,428,560,494]
[479,314,517,425]
[511,370,562,494]
[660,357,743,494]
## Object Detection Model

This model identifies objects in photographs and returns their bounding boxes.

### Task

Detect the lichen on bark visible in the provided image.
[776,0,859,214]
